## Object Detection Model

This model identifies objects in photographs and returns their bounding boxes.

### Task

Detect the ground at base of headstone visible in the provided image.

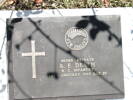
[0,0,133,10]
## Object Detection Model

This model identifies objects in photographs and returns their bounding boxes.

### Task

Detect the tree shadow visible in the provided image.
[0,84,6,93]
[6,16,124,100]
[7,18,33,100]
[76,16,122,47]
[28,17,124,94]
[0,68,6,93]
[16,10,43,17]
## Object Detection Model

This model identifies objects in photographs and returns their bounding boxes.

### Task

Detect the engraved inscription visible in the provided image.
[59,57,107,77]
[21,40,46,79]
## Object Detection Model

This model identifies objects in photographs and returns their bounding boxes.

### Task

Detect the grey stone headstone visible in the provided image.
[7,15,124,100]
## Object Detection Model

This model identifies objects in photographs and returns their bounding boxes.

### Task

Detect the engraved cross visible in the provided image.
[22,40,45,79]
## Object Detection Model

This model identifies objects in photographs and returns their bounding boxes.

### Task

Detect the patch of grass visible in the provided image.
[110,0,133,7]
[0,0,133,10]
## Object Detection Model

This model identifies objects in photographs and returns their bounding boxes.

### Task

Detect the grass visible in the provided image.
[0,0,133,10]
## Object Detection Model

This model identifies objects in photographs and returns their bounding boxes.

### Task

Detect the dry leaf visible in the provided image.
[6,0,16,5]
[35,0,43,4]
[102,0,110,7]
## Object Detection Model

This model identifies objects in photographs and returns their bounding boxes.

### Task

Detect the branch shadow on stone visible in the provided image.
[76,16,122,47]
[6,17,124,100]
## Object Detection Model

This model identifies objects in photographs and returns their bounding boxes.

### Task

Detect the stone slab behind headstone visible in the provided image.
[7,15,124,100]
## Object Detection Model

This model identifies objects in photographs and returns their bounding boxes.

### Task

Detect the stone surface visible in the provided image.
[7,15,124,100]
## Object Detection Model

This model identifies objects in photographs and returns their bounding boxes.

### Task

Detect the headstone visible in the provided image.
[7,15,124,100]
